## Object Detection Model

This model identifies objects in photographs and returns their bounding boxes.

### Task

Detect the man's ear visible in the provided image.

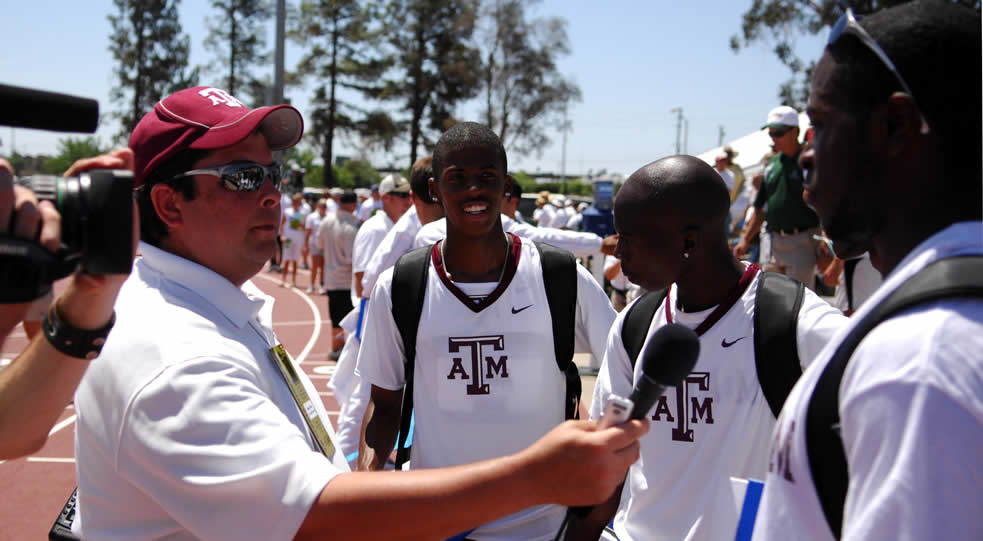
[150,183,185,229]
[882,92,925,157]
[427,176,439,202]
[504,175,515,197]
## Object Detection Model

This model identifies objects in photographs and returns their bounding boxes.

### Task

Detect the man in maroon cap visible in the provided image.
[71,86,647,541]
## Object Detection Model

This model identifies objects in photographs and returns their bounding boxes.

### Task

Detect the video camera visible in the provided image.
[0,83,134,303]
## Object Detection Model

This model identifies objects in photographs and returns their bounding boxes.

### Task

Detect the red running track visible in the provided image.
[0,266,339,540]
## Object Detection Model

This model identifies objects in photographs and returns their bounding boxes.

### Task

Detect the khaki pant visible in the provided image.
[765,227,821,291]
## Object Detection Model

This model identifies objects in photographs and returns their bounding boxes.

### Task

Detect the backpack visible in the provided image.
[621,270,805,419]
[390,240,581,471]
[805,255,983,539]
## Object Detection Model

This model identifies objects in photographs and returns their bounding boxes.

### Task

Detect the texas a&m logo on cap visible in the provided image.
[197,88,246,108]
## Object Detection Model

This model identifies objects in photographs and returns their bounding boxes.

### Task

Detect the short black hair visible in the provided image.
[409,155,436,204]
[340,189,357,204]
[135,148,206,247]
[825,0,981,206]
[510,180,523,199]
[432,122,507,180]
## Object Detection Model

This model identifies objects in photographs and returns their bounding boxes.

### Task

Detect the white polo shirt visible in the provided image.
[361,205,421,295]
[592,263,846,541]
[754,221,983,541]
[414,215,604,257]
[73,242,347,541]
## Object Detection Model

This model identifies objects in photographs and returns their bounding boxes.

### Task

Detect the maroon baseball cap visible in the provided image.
[129,86,303,186]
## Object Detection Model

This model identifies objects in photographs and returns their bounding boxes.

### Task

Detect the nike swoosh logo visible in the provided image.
[511,304,533,314]
[721,336,747,348]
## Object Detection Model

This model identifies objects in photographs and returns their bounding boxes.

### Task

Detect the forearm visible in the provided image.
[354,272,365,299]
[0,335,89,459]
[358,394,401,471]
[564,485,623,541]
[742,209,764,243]
[604,261,622,282]
[298,453,540,541]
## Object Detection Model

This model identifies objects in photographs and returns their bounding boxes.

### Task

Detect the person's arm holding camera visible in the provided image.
[0,149,136,460]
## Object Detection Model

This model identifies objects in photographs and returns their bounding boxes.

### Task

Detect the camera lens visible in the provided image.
[17,170,133,275]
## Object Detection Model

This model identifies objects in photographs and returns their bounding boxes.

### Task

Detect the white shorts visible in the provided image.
[281,236,303,262]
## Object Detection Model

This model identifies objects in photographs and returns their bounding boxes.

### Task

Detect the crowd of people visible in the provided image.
[0,1,979,540]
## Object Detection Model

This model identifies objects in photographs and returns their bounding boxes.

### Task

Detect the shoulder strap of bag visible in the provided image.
[534,241,580,419]
[753,272,805,419]
[806,255,983,538]
[390,244,432,471]
[622,289,668,366]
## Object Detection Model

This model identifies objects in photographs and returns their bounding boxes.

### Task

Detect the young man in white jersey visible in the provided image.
[279,192,307,287]
[569,155,846,541]
[357,122,617,540]
[754,2,983,540]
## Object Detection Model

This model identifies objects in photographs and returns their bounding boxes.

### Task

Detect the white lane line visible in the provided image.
[0,414,77,466]
[27,457,75,463]
[253,273,322,364]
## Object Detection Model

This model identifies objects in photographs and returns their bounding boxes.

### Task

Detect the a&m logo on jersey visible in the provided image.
[651,371,714,442]
[198,88,246,108]
[446,335,509,395]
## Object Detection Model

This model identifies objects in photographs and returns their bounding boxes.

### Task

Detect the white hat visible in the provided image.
[577,202,589,211]
[763,106,799,129]
[328,187,343,197]
[378,173,410,195]
[355,188,371,198]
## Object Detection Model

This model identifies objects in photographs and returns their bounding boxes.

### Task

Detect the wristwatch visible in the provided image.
[42,303,116,360]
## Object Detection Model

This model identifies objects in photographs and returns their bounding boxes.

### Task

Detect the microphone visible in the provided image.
[570,323,700,519]
[0,84,99,133]
[626,323,701,420]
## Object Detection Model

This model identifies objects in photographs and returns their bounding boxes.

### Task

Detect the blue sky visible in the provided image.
[1,1,829,177]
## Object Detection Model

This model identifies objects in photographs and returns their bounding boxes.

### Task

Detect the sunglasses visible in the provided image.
[768,127,794,139]
[387,191,411,199]
[828,4,930,134]
[168,161,284,192]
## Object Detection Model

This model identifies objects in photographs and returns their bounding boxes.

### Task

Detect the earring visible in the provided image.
[683,252,690,259]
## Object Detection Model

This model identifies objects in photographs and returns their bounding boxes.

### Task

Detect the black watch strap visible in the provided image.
[42,305,116,360]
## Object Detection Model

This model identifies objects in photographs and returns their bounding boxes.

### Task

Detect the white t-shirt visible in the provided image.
[282,206,307,244]
[73,242,347,541]
[592,263,846,541]
[537,203,558,228]
[305,212,324,251]
[352,211,394,276]
[357,196,381,222]
[832,253,882,313]
[361,205,421,295]
[414,215,604,257]
[753,221,983,541]
[357,234,616,541]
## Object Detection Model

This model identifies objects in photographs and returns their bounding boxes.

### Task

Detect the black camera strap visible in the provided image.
[0,236,78,303]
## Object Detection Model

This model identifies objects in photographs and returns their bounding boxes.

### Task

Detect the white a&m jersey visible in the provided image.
[357,234,614,541]
[591,263,846,541]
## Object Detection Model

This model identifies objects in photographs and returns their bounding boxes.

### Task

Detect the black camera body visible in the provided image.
[0,170,133,303]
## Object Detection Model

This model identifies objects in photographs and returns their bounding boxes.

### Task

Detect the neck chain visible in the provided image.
[441,233,511,283]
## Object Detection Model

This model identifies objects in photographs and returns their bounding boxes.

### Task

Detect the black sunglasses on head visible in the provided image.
[167,161,284,192]
[828,3,930,134]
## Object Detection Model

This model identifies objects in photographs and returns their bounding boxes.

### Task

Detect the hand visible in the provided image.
[515,419,647,507]
[600,234,618,256]
[56,149,137,330]
[733,239,750,259]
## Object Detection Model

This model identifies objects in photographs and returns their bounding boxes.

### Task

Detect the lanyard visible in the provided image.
[248,319,336,459]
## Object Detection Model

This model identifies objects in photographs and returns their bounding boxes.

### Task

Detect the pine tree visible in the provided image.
[203,0,272,97]
[292,0,395,186]
[108,0,198,140]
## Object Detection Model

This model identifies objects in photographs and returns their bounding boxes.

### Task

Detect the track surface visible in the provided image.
[0,267,337,540]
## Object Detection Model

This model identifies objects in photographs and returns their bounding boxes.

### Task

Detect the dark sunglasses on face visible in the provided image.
[828,3,930,134]
[167,161,284,192]
[768,127,794,139]
[388,191,410,199]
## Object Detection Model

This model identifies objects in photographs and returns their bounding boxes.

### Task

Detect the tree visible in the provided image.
[384,0,483,169]
[479,0,581,158]
[108,0,198,141]
[730,0,980,108]
[42,137,107,175]
[291,0,396,187]
[203,0,272,96]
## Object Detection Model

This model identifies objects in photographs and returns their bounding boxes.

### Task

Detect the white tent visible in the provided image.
[697,113,810,176]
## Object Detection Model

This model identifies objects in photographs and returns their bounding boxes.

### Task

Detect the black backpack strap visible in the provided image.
[753,272,805,419]
[621,289,668,368]
[390,244,432,470]
[534,241,580,419]
[806,255,983,538]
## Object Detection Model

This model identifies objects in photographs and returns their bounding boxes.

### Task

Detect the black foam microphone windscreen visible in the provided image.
[0,84,99,133]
